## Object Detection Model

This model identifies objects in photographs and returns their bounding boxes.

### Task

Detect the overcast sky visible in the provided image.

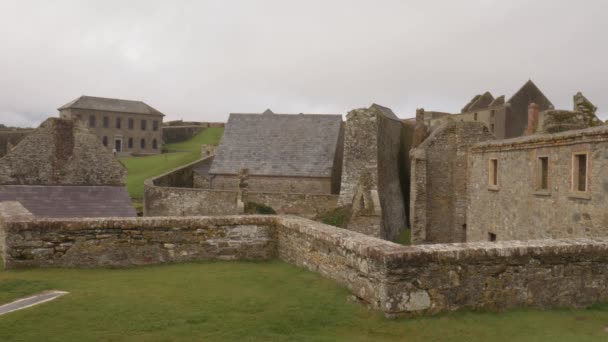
[0,0,606,127]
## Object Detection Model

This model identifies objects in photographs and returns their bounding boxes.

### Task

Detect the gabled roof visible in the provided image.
[489,95,505,107]
[0,185,136,218]
[461,94,482,113]
[507,80,554,109]
[58,95,164,116]
[209,111,343,178]
[465,92,494,112]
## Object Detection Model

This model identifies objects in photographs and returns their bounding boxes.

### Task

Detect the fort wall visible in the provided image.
[161,126,203,144]
[3,209,608,317]
[0,130,32,158]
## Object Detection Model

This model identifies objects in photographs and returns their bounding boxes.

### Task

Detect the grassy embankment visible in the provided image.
[119,128,224,206]
[1,260,608,341]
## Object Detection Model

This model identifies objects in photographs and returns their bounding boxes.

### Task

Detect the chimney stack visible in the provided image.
[526,103,540,135]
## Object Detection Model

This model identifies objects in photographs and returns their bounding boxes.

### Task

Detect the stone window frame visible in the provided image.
[128,137,133,149]
[140,138,146,149]
[488,158,499,191]
[89,115,96,128]
[103,116,110,128]
[153,120,159,131]
[570,151,591,199]
[152,139,158,149]
[534,155,551,196]
[102,136,108,147]
[141,119,147,131]
[474,113,478,121]
[116,117,122,129]
[128,118,134,130]
[490,123,495,133]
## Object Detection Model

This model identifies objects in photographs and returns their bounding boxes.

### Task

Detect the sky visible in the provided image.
[0,0,606,127]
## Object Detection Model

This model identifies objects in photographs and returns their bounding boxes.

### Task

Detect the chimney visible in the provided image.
[415,108,425,124]
[526,103,540,135]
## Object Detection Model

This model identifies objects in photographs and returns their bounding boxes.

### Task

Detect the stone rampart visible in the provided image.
[4,210,608,317]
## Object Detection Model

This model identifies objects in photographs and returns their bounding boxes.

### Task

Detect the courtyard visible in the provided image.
[1,261,608,341]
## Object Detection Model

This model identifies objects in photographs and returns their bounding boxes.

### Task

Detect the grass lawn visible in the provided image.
[1,261,608,341]
[119,128,223,200]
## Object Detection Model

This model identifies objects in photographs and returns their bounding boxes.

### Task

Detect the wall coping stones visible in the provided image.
[4,212,608,317]
[471,125,608,152]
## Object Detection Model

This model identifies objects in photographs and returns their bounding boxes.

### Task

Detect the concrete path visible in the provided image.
[0,291,68,316]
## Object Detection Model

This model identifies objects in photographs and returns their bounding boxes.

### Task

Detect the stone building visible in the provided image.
[467,125,608,242]
[207,110,344,194]
[410,121,494,244]
[411,98,607,244]
[58,95,164,156]
[338,104,409,241]
[427,80,554,139]
[0,117,135,218]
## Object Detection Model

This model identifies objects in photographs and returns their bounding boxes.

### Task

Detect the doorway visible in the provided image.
[114,138,122,152]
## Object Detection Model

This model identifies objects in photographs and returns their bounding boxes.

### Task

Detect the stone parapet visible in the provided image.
[3,213,608,317]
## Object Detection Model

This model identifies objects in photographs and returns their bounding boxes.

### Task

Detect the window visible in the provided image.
[572,153,588,192]
[141,120,147,131]
[103,116,109,128]
[152,139,158,149]
[490,110,495,118]
[488,158,498,188]
[474,113,478,121]
[490,124,495,133]
[89,115,96,127]
[102,136,108,147]
[128,118,134,130]
[116,117,122,129]
[488,233,497,242]
[537,157,549,191]
[140,138,146,149]
[128,137,133,149]
[153,120,159,131]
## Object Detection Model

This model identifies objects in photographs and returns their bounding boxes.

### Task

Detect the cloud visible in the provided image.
[0,0,606,127]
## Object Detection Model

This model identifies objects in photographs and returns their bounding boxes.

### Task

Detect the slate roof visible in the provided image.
[58,96,164,116]
[0,185,136,218]
[209,112,343,178]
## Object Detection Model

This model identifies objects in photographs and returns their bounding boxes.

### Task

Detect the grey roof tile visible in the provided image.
[58,96,164,116]
[209,112,343,178]
[0,185,136,218]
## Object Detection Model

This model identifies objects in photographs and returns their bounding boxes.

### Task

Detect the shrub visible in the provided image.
[245,202,276,215]
[315,206,352,228]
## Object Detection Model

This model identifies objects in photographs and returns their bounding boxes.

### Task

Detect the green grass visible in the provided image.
[119,128,223,199]
[397,228,411,245]
[2,261,608,341]
[164,127,224,153]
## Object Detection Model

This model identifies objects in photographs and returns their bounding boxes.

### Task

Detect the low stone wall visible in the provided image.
[3,211,608,317]
[145,158,338,218]
[246,192,338,218]
[1,215,276,268]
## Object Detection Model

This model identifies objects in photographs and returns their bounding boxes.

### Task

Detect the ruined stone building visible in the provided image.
[0,118,135,218]
[426,80,554,139]
[338,104,410,241]
[58,95,165,156]
[411,93,607,244]
[207,110,344,194]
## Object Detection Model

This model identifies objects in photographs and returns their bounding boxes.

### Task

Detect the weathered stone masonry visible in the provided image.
[4,206,608,318]
[468,126,608,242]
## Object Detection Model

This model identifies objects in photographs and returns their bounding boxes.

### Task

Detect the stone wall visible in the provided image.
[0,130,32,158]
[468,126,608,242]
[161,126,203,144]
[1,215,276,268]
[164,121,225,128]
[410,121,494,244]
[246,192,338,218]
[144,157,338,218]
[0,118,127,186]
[211,174,333,195]
[4,211,608,317]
